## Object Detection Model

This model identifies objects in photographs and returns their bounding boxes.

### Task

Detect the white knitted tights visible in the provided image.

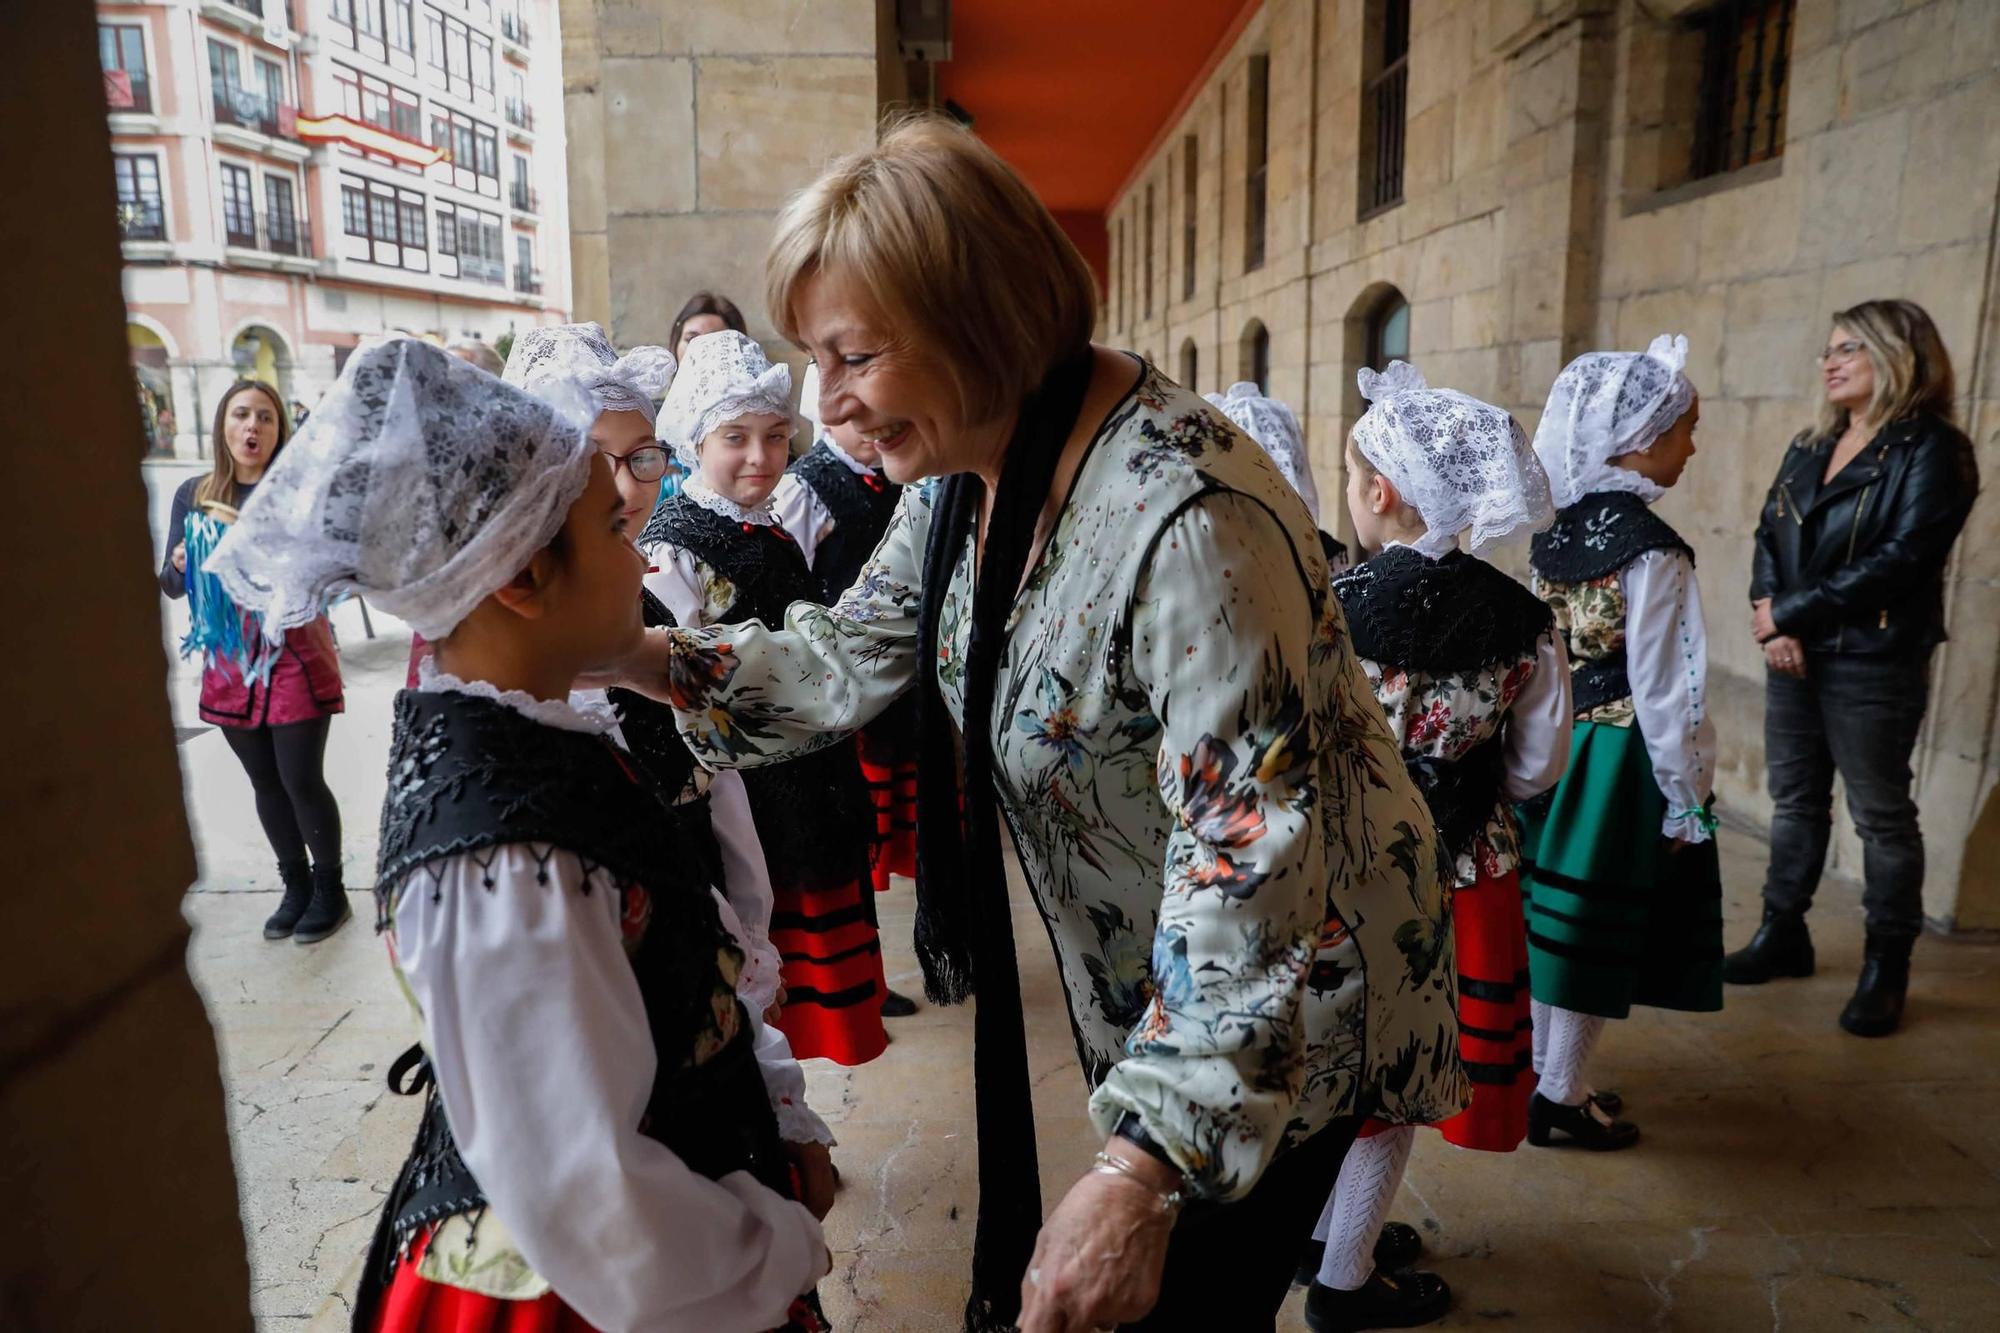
[1310,1126,1416,1291]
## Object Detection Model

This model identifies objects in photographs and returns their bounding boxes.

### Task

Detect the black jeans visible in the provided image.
[1121,1114,1362,1332]
[1762,652,1931,938]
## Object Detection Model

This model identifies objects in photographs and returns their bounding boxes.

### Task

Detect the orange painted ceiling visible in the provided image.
[936,0,1258,217]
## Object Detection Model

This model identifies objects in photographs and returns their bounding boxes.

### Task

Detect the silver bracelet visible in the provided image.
[1091,1150,1186,1214]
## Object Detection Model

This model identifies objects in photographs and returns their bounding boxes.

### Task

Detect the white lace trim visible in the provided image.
[417,659,619,734]
[683,478,780,527]
[820,435,876,476]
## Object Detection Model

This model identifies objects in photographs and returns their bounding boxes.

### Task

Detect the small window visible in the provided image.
[1366,292,1410,371]
[1360,0,1410,217]
[1143,184,1156,321]
[1179,339,1198,392]
[1244,54,1269,271]
[114,154,166,240]
[99,24,152,114]
[1690,0,1796,180]
[265,176,300,255]
[1181,135,1198,301]
[1242,320,1271,394]
[220,163,256,248]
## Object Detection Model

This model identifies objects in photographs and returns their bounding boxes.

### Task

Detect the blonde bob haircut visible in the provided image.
[1816,299,1956,439]
[766,112,1100,426]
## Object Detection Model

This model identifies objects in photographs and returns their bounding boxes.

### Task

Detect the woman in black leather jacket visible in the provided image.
[1729,300,1978,1037]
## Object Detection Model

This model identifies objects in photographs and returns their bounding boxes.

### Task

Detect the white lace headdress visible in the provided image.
[1533,334,1695,509]
[1351,361,1554,558]
[205,336,597,641]
[656,329,791,466]
[1204,381,1321,523]
[503,321,675,424]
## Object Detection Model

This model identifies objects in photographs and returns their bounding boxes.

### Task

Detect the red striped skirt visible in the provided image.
[769,873,888,1066]
[855,725,917,893]
[1360,863,1533,1152]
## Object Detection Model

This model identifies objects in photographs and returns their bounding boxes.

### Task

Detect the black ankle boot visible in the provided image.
[1527,1092,1639,1150]
[263,859,313,940]
[1723,906,1815,984]
[1304,1269,1451,1332]
[294,860,352,944]
[1294,1222,1424,1287]
[880,988,919,1018]
[1839,933,1913,1037]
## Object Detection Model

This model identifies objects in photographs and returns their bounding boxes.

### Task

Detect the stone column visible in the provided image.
[0,3,251,1326]
[561,0,891,351]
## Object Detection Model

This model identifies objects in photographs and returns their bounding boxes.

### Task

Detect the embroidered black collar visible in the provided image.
[1529,491,1693,584]
[1334,546,1552,674]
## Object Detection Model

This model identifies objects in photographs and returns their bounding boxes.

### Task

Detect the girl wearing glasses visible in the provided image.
[644,330,890,1069]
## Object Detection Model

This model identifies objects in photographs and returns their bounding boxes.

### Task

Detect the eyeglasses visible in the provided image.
[603,444,669,484]
[1818,340,1866,364]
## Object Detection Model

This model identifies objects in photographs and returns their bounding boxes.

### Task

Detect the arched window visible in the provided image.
[1179,338,1199,391]
[1241,319,1271,393]
[1366,292,1409,371]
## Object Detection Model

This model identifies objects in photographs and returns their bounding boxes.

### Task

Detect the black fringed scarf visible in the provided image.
[912,346,1096,1333]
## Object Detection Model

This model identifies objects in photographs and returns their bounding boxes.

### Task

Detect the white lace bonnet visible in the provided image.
[1204,381,1321,523]
[502,322,675,425]
[1351,361,1554,558]
[656,329,792,466]
[1533,334,1695,509]
[206,336,597,641]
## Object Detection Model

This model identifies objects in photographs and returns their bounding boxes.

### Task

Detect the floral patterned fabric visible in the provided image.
[1361,652,1540,885]
[1535,573,1638,726]
[658,362,1466,1199]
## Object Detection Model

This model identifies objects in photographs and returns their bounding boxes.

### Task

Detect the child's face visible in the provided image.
[698,411,793,508]
[547,455,647,669]
[591,408,666,528]
[1615,393,1700,489]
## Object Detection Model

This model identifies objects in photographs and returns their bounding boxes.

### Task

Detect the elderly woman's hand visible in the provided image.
[1764,634,1807,678]
[1018,1144,1179,1333]
[1751,597,1780,643]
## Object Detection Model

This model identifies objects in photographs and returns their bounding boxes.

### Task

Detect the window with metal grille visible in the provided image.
[99,24,151,114]
[1143,183,1155,321]
[1244,54,1269,272]
[1690,0,1795,180]
[1181,135,1198,300]
[1360,0,1409,218]
[114,154,165,240]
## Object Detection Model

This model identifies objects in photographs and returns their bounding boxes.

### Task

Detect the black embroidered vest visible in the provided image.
[645,493,872,896]
[1530,491,1695,716]
[1334,548,1552,860]
[354,688,788,1327]
[790,441,901,602]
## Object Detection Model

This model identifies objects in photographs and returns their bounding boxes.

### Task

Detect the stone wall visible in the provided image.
[1106,0,2000,928]
[560,0,893,354]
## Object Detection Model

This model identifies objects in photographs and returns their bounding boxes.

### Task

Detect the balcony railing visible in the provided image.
[504,98,534,132]
[213,87,295,139]
[514,264,542,295]
[500,12,531,46]
[118,201,168,242]
[510,182,540,213]
[223,211,312,257]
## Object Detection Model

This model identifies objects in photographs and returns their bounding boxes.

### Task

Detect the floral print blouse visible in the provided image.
[659,361,1466,1199]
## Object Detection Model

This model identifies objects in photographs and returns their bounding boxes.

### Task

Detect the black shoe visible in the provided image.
[1839,932,1912,1037]
[294,860,352,944]
[263,859,313,940]
[880,988,919,1018]
[1527,1092,1639,1151]
[1723,906,1815,984]
[1304,1269,1451,1332]
[1294,1223,1425,1288]
[1588,1088,1624,1117]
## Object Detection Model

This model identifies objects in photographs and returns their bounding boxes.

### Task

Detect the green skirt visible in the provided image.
[1515,720,1723,1020]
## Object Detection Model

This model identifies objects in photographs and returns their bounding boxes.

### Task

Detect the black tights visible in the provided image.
[221,717,342,869]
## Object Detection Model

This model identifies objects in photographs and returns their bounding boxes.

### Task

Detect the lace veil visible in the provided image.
[1351,361,1553,558]
[206,336,597,641]
[503,321,675,424]
[657,330,791,466]
[1204,381,1321,523]
[1533,334,1695,509]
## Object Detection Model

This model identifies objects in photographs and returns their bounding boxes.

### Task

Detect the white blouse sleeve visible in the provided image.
[1621,548,1717,842]
[705,884,835,1147]
[706,770,780,1013]
[643,543,710,628]
[393,847,826,1332]
[770,474,834,567]
[1501,628,1572,802]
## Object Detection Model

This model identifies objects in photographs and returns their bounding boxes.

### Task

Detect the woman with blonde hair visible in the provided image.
[601,113,1463,1333]
[1734,300,1979,1036]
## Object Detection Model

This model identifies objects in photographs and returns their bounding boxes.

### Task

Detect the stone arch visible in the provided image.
[224,321,295,402]
[127,319,178,456]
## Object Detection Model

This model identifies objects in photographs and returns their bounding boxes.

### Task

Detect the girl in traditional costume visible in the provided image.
[1518,334,1724,1151]
[1299,364,1569,1332]
[207,337,830,1333]
[1204,380,1350,573]
[161,378,348,942]
[646,331,890,1066]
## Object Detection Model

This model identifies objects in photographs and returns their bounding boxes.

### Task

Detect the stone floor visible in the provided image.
[172,594,2000,1331]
